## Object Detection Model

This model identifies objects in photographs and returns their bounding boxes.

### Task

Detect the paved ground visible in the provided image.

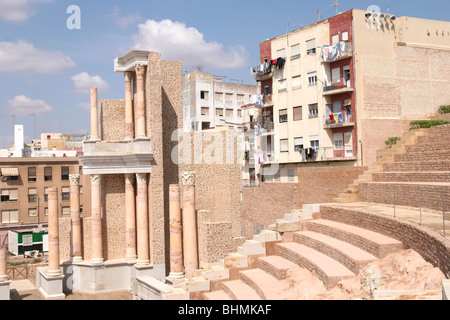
[9,279,133,300]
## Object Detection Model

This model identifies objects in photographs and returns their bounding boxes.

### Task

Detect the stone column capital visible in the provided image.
[125,173,135,184]
[180,171,196,186]
[69,174,80,186]
[135,64,146,77]
[135,173,148,185]
[90,174,102,186]
[124,71,133,82]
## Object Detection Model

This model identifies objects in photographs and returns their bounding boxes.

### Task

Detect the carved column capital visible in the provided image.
[90,174,102,186]
[69,174,80,186]
[180,171,196,186]
[135,64,146,77]
[124,71,133,82]
[124,173,135,185]
[136,173,148,185]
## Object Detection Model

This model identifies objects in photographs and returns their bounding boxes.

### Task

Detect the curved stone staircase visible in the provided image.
[196,123,450,301]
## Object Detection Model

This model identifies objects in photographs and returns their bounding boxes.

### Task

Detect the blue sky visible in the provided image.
[0,0,448,148]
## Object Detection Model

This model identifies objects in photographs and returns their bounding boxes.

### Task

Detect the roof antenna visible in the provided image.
[317,10,322,21]
[332,0,339,15]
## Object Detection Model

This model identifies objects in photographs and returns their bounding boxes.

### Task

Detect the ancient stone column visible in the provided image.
[168,184,184,279]
[47,187,61,276]
[181,171,198,278]
[0,245,7,282]
[90,87,99,141]
[70,174,83,262]
[136,173,149,265]
[90,174,103,264]
[135,64,146,138]
[125,173,137,260]
[124,72,134,140]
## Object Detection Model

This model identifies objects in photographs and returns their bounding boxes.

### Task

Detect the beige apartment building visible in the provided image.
[0,157,91,226]
[247,8,450,184]
[183,70,257,132]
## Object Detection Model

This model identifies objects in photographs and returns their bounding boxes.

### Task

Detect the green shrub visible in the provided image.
[385,137,401,147]
[410,120,450,130]
[438,105,450,114]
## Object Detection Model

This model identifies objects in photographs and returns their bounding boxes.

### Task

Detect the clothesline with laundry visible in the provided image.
[250,57,286,77]
[322,41,352,62]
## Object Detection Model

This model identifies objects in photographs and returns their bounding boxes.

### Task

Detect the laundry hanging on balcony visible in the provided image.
[322,41,351,62]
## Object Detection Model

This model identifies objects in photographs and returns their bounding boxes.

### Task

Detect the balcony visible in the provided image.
[322,41,353,63]
[298,146,357,162]
[324,115,355,129]
[80,138,153,175]
[323,84,353,96]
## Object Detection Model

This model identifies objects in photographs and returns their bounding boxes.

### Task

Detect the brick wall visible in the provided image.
[320,205,450,278]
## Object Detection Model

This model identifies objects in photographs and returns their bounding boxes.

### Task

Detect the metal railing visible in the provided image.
[390,184,449,237]
[297,146,357,162]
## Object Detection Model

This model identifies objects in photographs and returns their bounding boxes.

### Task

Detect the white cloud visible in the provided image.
[6,95,52,116]
[71,72,109,94]
[0,0,53,22]
[132,19,248,69]
[0,40,76,74]
[77,102,90,112]
[110,6,141,29]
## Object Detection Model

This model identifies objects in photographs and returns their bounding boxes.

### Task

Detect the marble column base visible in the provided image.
[0,279,11,301]
[37,267,65,300]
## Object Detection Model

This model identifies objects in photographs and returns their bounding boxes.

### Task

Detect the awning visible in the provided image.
[1,168,19,176]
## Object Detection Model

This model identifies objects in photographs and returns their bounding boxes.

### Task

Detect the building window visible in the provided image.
[277,48,286,58]
[28,208,38,217]
[44,208,48,216]
[331,67,341,84]
[201,107,209,116]
[2,210,18,223]
[62,186,70,201]
[62,207,70,215]
[1,189,18,202]
[44,167,52,181]
[225,93,233,105]
[80,205,83,214]
[44,187,49,202]
[287,169,295,182]
[216,108,224,117]
[310,136,320,149]
[278,79,286,92]
[279,109,288,123]
[200,91,209,100]
[308,73,317,86]
[28,188,37,203]
[306,39,316,55]
[28,167,36,182]
[292,76,301,90]
[280,139,289,152]
[225,109,234,118]
[332,34,339,45]
[61,166,69,181]
[294,137,304,151]
[308,104,319,119]
[23,234,33,246]
[342,31,349,41]
[293,106,302,121]
[215,92,223,102]
[290,43,300,60]
[237,109,242,118]
[333,133,344,150]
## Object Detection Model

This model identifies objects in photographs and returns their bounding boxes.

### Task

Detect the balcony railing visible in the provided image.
[322,41,353,62]
[298,146,357,162]
[322,84,353,96]
[324,115,355,128]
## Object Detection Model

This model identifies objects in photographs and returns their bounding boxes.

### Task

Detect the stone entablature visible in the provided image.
[114,50,149,72]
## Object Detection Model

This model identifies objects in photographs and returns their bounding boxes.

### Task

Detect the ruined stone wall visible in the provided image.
[100,99,126,141]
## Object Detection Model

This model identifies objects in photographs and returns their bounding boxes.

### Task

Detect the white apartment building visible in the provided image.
[182,71,258,132]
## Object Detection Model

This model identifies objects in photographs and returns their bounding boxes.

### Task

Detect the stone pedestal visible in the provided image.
[37,267,65,300]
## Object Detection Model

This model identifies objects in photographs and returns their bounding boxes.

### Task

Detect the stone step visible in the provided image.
[372,171,450,183]
[394,150,450,163]
[224,252,248,269]
[275,242,355,289]
[293,230,378,274]
[203,290,233,300]
[237,240,265,256]
[222,280,261,300]
[305,219,403,259]
[257,255,299,280]
[383,160,450,172]
[239,268,290,300]
[406,141,450,153]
